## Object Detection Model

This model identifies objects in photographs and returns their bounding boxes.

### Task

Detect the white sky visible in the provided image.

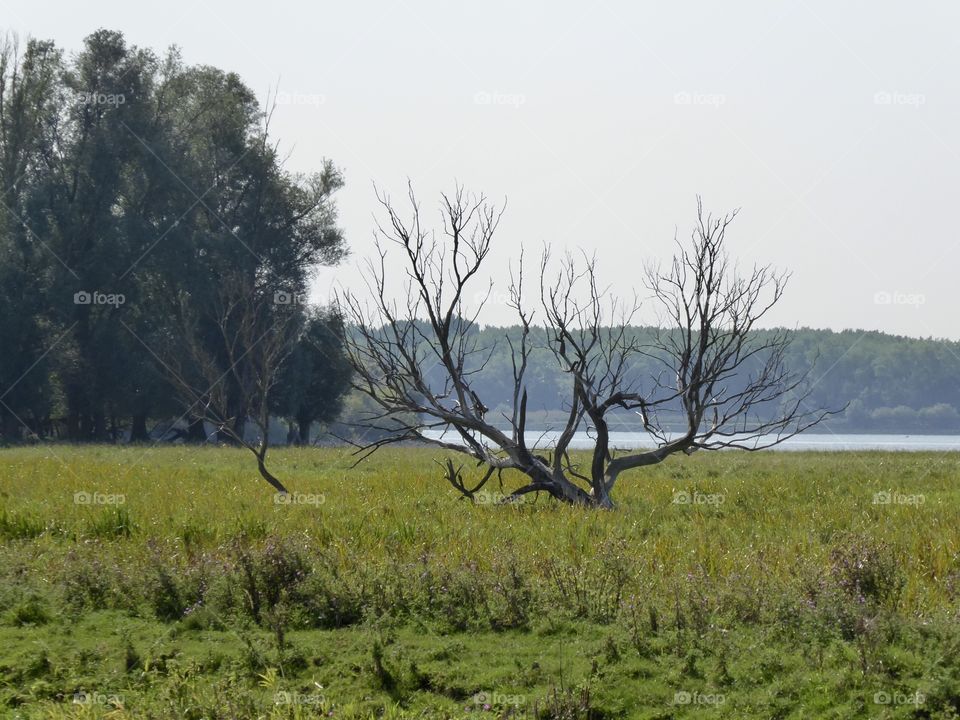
[5,1,960,339]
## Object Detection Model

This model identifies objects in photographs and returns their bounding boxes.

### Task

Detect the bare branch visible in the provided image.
[341,187,837,508]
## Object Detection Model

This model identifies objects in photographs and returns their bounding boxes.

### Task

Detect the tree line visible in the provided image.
[0,30,352,445]
[435,325,960,434]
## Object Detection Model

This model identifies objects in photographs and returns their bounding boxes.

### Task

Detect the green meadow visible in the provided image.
[1,446,959,718]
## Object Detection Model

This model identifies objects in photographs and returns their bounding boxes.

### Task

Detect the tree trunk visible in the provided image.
[590,481,615,510]
[296,415,311,445]
[557,477,598,506]
[130,413,149,442]
[256,453,289,494]
[503,465,597,506]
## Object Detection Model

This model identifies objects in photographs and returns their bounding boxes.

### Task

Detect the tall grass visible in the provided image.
[2,446,957,603]
[1,446,959,717]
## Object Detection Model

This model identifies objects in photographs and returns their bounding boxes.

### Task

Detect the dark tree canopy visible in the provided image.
[270,308,354,445]
[0,30,352,486]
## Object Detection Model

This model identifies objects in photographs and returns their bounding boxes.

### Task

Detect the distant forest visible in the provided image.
[393,325,960,435]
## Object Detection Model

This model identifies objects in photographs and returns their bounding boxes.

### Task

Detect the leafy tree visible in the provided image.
[0,29,351,455]
[271,307,353,444]
[28,30,163,439]
[0,36,62,439]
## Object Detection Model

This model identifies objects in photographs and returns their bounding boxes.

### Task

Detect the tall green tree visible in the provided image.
[271,307,353,445]
[1,29,350,452]
[0,36,62,439]
[30,30,162,439]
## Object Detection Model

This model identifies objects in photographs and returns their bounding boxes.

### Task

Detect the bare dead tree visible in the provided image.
[339,185,836,508]
[153,270,303,494]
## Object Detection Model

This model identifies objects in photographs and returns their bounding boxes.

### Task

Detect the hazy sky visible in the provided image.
[6,1,960,339]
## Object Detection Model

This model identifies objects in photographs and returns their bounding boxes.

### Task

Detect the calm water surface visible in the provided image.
[422,430,960,451]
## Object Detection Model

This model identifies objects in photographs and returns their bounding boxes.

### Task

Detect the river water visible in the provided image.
[421,430,960,452]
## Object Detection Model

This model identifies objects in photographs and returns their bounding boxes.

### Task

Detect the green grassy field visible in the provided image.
[1,445,959,719]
